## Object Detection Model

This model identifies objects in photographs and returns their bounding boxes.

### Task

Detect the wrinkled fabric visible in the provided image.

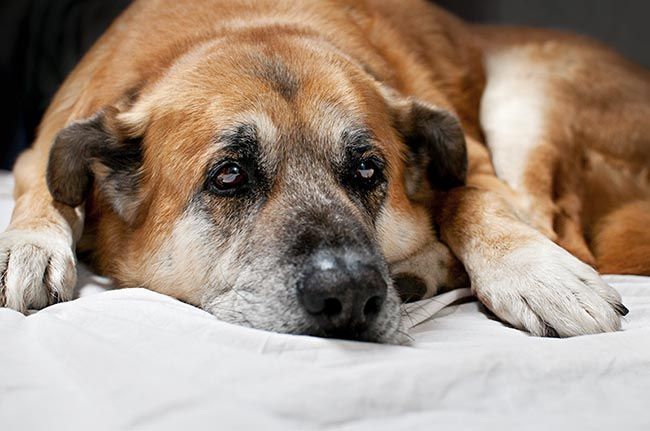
[1,173,649,431]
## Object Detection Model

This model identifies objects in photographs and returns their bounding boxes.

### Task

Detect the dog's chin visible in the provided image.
[202,286,407,344]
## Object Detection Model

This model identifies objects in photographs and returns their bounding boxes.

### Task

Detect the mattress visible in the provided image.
[1,172,649,431]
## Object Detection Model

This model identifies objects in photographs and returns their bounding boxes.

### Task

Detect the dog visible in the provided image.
[2,0,647,343]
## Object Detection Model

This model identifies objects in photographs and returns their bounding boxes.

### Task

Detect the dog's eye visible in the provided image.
[355,160,376,181]
[213,162,247,191]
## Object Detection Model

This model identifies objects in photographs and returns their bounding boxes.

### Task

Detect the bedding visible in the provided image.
[1,171,649,431]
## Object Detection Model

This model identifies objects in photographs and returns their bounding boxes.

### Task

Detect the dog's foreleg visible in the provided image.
[480,47,594,264]
[437,186,627,337]
[0,147,81,312]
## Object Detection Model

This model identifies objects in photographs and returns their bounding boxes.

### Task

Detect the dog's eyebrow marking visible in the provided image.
[219,123,259,156]
[234,111,278,146]
[341,127,374,152]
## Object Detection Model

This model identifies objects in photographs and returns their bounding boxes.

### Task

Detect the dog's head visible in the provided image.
[47,34,467,343]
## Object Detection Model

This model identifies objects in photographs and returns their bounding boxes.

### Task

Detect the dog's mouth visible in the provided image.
[201,254,406,344]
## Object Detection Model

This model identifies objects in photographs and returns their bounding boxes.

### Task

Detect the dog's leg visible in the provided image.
[391,137,625,336]
[0,145,81,312]
[437,184,626,337]
[479,47,595,265]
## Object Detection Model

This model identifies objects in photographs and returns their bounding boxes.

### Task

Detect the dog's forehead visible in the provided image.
[135,35,394,148]
[245,57,368,133]
[201,55,380,160]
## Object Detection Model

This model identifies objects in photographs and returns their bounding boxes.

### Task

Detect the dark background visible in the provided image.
[1,0,648,170]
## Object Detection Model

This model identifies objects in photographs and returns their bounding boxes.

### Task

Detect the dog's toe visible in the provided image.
[0,229,76,313]
[473,239,625,337]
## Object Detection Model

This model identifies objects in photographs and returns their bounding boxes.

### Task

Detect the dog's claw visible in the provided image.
[613,302,629,316]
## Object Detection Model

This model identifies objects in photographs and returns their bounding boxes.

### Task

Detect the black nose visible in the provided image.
[298,259,387,339]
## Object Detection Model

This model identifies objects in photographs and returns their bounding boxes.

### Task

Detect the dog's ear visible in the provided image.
[386,91,467,197]
[47,108,145,224]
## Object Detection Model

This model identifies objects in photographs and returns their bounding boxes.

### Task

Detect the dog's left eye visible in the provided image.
[344,156,386,206]
[211,162,248,193]
[347,157,384,191]
[355,160,376,180]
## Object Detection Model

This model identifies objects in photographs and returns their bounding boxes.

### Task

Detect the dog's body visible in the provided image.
[2,0,647,342]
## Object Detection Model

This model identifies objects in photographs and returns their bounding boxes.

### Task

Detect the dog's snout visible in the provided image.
[298,257,387,339]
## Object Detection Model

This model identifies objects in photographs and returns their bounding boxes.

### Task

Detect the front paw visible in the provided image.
[472,241,627,337]
[0,229,76,313]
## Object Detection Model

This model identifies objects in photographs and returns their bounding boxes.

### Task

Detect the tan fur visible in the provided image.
[593,201,650,275]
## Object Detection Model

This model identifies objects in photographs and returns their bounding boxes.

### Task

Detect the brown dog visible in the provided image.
[2,0,646,342]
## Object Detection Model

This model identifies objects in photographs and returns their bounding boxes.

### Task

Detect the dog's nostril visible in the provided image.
[363,295,384,318]
[323,298,342,316]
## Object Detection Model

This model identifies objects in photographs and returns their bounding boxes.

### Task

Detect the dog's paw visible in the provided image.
[472,240,627,337]
[0,229,76,313]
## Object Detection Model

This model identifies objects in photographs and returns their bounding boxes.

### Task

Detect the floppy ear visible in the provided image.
[390,95,468,197]
[47,108,145,224]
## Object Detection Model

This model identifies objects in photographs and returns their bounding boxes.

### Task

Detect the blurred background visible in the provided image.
[1,0,648,170]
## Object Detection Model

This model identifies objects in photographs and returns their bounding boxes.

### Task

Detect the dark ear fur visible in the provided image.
[395,99,468,196]
[47,109,144,223]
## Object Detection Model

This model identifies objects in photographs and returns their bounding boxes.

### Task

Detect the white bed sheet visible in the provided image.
[1,172,649,431]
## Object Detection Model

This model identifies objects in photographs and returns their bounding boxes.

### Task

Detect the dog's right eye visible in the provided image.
[210,162,248,193]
